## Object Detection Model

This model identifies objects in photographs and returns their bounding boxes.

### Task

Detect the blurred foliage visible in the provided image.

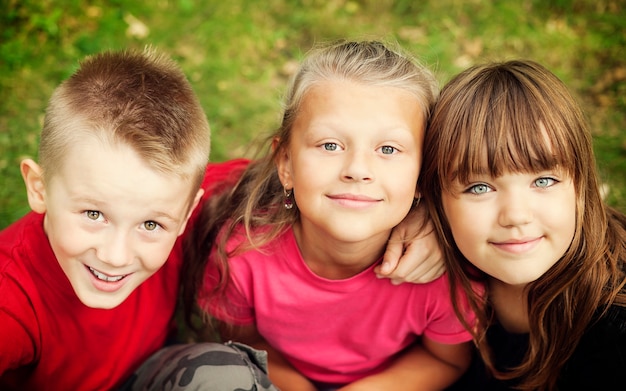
[1,0,625,228]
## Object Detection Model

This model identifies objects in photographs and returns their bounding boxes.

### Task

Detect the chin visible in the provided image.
[500,274,540,286]
[75,289,131,309]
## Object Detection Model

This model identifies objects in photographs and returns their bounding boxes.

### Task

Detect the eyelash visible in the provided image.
[464,176,559,195]
[86,210,103,221]
[321,143,398,155]
[465,183,491,195]
[534,177,557,188]
[322,142,338,151]
[84,210,162,231]
[143,221,161,231]
[380,145,397,155]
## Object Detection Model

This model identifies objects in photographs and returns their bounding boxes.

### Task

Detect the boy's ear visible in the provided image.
[21,159,47,214]
[177,188,204,236]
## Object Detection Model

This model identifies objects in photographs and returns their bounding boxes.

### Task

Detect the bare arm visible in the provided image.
[376,203,445,285]
[220,323,317,391]
[338,338,472,391]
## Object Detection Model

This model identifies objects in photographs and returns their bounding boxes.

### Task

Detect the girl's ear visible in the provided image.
[21,159,47,214]
[274,140,293,188]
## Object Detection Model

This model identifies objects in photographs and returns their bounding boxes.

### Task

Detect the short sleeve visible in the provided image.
[196,253,255,326]
[0,293,38,373]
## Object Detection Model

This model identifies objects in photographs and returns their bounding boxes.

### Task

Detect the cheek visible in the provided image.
[556,199,577,252]
[442,195,483,254]
[550,187,577,242]
[442,195,471,235]
[140,238,178,273]
[46,216,86,258]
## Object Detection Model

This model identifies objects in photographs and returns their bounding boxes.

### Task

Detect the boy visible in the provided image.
[0,48,264,390]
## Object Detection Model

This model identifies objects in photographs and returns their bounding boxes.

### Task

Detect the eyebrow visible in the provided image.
[149,211,181,224]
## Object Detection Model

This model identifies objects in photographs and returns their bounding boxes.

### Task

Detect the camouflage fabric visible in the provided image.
[125,341,279,391]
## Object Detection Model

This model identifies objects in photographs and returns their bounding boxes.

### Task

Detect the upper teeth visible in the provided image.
[89,267,124,282]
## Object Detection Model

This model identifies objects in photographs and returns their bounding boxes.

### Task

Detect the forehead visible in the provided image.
[297,80,425,131]
[51,139,194,219]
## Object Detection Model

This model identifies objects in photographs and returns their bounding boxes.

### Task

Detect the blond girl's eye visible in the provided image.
[380,145,396,155]
[323,143,338,151]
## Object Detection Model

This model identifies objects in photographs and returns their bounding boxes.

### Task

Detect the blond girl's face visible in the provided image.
[277,79,424,248]
[443,169,576,286]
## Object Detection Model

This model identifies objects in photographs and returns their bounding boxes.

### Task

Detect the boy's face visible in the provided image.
[24,139,202,309]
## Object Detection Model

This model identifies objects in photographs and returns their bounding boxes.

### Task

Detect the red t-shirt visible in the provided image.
[0,159,249,390]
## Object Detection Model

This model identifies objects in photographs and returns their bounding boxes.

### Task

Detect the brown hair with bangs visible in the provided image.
[419,60,626,390]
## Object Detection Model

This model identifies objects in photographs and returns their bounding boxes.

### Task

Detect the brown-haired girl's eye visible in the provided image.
[467,184,491,195]
[535,177,557,188]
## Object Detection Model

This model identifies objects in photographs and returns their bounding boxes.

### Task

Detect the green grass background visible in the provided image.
[1,0,625,229]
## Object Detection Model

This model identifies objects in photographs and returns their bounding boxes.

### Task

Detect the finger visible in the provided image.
[386,245,446,284]
[386,250,442,284]
[379,238,405,276]
[388,242,429,276]
[405,261,446,284]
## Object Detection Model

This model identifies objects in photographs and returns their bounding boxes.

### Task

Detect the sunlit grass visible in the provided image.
[1,0,624,229]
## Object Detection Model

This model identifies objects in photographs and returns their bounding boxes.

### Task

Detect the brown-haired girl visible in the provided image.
[418,60,626,390]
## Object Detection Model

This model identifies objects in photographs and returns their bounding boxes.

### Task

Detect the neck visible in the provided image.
[489,278,530,333]
[292,222,388,280]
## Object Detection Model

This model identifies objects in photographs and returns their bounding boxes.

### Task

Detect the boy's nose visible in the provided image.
[98,231,134,267]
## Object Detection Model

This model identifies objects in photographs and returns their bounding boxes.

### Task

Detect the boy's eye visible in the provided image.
[86,210,101,220]
[323,142,338,151]
[143,221,159,231]
[468,184,491,195]
[380,145,396,155]
[535,177,556,188]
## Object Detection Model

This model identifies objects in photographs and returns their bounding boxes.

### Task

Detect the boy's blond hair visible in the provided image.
[39,48,210,193]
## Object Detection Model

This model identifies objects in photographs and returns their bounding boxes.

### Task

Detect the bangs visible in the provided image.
[438,64,580,189]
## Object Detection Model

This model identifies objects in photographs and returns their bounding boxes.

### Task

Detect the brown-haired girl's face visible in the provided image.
[442,168,576,286]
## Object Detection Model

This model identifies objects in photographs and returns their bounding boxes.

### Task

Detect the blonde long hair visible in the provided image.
[183,39,439,333]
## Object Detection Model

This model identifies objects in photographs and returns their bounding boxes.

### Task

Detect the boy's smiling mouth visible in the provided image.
[87,266,127,282]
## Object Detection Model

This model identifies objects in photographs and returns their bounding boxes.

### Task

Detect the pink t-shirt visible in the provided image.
[200,227,474,385]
